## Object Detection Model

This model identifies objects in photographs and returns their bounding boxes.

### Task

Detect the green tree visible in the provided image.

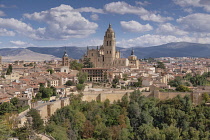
[161,125,181,140]
[156,61,166,69]
[10,97,19,107]
[77,71,88,84]
[123,74,128,81]
[133,77,143,87]
[36,83,54,99]
[202,92,209,102]
[70,60,83,71]
[112,76,119,88]
[0,118,13,139]
[27,109,44,132]
[0,102,15,115]
[176,85,191,92]
[6,64,12,75]
[65,80,74,86]
[47,69,54,74]
[76,83,85,91]
[168,76,183,87]
[46,123,69,140]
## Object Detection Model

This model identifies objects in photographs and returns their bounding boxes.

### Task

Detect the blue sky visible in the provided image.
[1,0,210,48]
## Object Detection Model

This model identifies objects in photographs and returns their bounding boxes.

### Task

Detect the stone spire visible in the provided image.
[63,47,68,57]
[131,48,134,55]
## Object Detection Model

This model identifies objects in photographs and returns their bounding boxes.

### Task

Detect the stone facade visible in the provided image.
[82,68,108,82]
[84,24,139,69]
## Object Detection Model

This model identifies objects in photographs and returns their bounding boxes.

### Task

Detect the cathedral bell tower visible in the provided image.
[103,24,116,67]
[62,48,69,67]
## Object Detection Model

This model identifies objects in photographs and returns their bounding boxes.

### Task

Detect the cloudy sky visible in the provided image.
[1,0,210,48]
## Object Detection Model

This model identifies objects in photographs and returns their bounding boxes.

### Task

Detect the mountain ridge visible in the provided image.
[1,42,210,61]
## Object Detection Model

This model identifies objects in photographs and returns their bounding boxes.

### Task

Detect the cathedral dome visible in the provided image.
[106,24,114,32]
[63,51,68,57]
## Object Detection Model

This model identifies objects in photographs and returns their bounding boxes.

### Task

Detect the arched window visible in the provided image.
[107,41,108,46]
[110,41,111,46]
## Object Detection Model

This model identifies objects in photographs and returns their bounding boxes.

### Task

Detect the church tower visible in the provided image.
[62,49,69,67]
[103,24,116,67]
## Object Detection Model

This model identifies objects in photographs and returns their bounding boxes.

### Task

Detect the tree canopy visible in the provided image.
[44,90,210,139]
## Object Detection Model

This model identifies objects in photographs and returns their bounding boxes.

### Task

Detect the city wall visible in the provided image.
[82,89,203,105]
[17,88,203,128]
[17,98,70,127]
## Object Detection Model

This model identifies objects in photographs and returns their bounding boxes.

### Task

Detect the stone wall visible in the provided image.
[18,98,70,127]
[82,89,203,105]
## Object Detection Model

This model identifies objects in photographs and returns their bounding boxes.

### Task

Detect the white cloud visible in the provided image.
[0,18,34,33]
[0,28,15,36]
[0,18,40,39]
[91,14,99,20]
[156,23,188,36]
[0,4,16,8]
[184,8,193,13]
[173,0,200,7]
[174,0,210,12]
[10,40,27,45]
[10,40,34,47]
[0,5,5,8]
[177,13,210,33]
[104,2,172,22]
[135,1,151,6]
[120,20,153,32]
[23,4,98,40]
[140,14,173,23]
[75,7,104,13]
[0,11,6,16]
[117,34,210,47]
[104,1,148,15]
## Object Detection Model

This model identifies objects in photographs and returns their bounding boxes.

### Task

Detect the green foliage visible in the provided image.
[17,105,29,113]
[10,97,19,106]
[83,57,94,68]
[184,72,210,86]
[36,84,55,99]
[6,64,12,75]
[156,61,166,69]
[65,80,74,86]
[0,99,29,115]
[175,85,191,92]
[77,71,88,84]
[76,83,85,91]
[123,74,128,81]
[202,93,210,102]
[46,123,69,140]
[133,77,143,87]
[47,69,54,74]
[112,76,119,88]
[168,76,183,87]
[70,60,83,71]
[0,102,15,115]
[44,90,210,140]
[27,109,44,132]
[0,118,13,139]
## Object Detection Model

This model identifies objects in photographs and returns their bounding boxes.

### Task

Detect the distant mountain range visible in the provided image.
[1,42,210,62]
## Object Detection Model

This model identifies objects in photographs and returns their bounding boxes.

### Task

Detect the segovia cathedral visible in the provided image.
[83,24,139,69]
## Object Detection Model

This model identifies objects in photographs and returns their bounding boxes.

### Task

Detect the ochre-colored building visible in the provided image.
[84,24,139,69]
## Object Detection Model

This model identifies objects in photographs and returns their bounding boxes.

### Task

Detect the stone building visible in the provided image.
[82,68,108,82]
[62,50,69,67]
[84,24,139,69]
[54,50,70,73]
